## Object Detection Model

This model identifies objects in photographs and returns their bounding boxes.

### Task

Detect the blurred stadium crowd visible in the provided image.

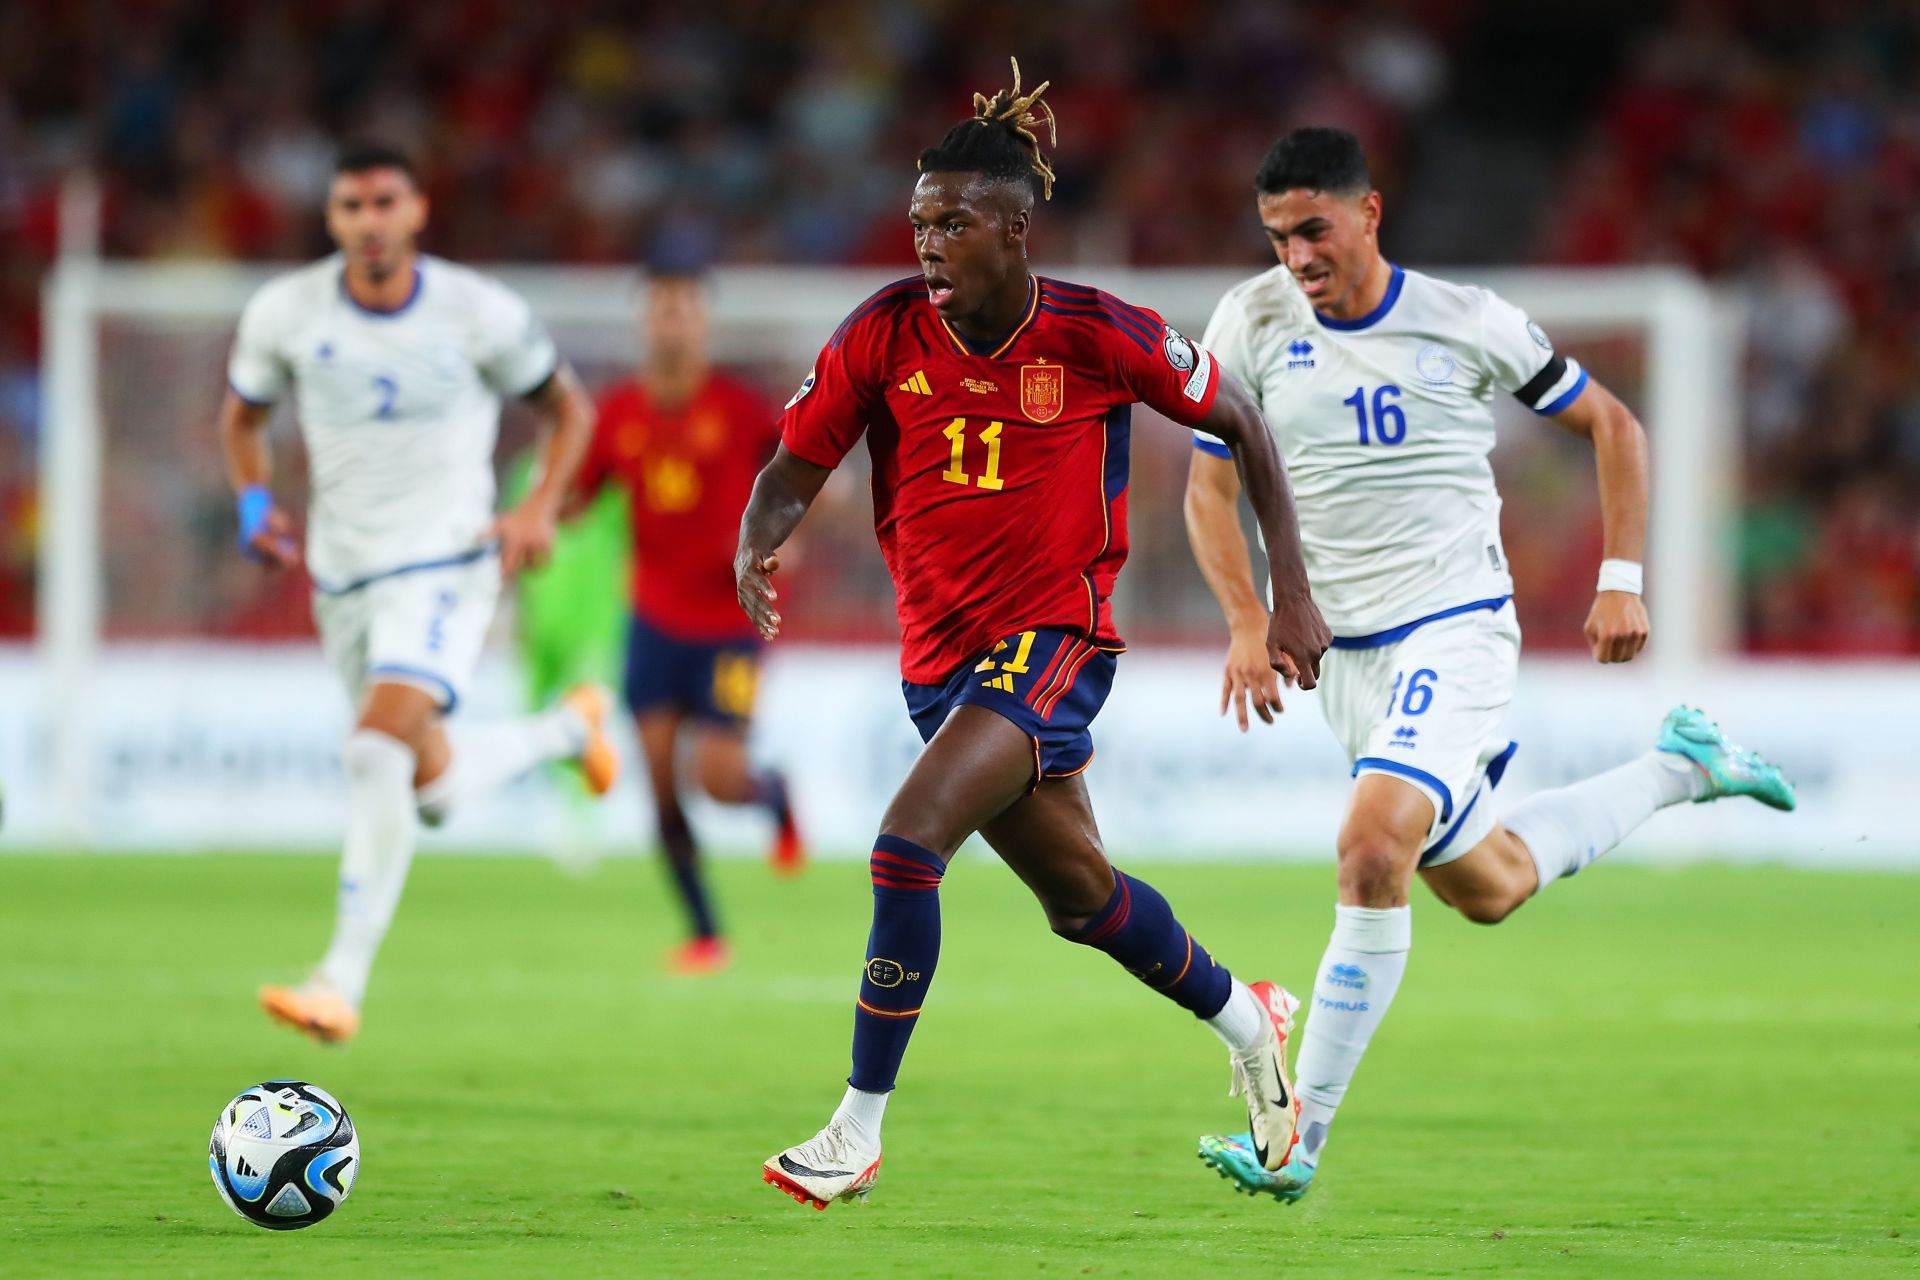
[1,0,1915,653]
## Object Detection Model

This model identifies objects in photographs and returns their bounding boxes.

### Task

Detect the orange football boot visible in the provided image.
[562,684,620,796]
[259,982,361,1045]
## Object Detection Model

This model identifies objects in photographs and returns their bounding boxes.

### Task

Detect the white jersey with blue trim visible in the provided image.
[1196,263,1587,637]
[227,254,558,592]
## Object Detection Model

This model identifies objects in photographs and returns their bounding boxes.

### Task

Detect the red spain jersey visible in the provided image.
[579,372,778,640]
[780,275,1222,683]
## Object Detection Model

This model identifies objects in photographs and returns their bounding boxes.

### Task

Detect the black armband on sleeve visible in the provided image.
[1512,354,1568,410]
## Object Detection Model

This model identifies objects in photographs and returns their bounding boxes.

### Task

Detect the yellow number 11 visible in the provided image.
[942,418,1005,491]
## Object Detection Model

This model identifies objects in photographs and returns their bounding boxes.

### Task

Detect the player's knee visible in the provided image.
[1335,831,1416,906]
[691,752,748,805]
[356,700,436,755]
[342,728,414,782]
[1039,868,1117,937]
[874,810,965,861]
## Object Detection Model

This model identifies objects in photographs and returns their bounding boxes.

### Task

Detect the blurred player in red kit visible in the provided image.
[575,261,805,976]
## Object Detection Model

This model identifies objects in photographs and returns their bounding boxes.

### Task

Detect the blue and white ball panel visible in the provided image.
[1318,600,1520,866]
[208,1080,359,1229]
[313,552,499,713]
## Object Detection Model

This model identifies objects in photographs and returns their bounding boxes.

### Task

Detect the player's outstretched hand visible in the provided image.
[491,499,558,576]
[736,548,781,640]
[1585,590,1648,664]
[246,508,301,570]
[1268,589,1331,692]
[1221,621,1284,730]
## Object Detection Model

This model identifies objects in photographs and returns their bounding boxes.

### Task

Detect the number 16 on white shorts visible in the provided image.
[1318,600,1520,868]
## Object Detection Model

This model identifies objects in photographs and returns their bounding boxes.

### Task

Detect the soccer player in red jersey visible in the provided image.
[575,263,805,976]
[740,65,1332,1208]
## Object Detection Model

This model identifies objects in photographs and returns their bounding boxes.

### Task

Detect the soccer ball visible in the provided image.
[208,1080,359,1230]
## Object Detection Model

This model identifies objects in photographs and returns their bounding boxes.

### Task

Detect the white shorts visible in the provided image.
[1318,599,1520,867]
[312,551,500,713]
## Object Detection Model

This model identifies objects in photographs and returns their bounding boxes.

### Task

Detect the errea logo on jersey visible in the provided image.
[1286,339,1315,370]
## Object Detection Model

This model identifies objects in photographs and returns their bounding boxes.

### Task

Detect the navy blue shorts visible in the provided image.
[902,628,1120,782]
[623,613,763,728]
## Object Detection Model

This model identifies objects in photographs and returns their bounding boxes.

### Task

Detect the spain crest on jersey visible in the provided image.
[1020,362,1066,423]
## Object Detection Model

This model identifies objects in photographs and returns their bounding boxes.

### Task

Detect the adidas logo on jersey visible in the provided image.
[897,370,932,395]
[1286,339,1316,370]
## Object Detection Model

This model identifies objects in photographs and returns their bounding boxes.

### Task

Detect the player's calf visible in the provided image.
[1420,827,1539,924]
[1062,870,1234,1016]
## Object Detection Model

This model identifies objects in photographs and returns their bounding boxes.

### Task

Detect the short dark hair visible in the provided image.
[1255,128,1371,197]
[334,140,417,183]
[645,240,710,282]
[917,59,1057,203]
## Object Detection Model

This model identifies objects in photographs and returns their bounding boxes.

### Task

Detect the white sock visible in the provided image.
[316,730,419,1008]
[415,708,585,824]
[831,1085,888,1152]
[1506,750,1702,891]
[1292,904,1412,1164]
[1207,978,1268,1053]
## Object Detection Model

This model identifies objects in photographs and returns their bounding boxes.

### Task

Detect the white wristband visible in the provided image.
[1596,558,1643,595]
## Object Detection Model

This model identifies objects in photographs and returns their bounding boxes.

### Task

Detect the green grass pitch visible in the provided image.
[1,852,1914,1278]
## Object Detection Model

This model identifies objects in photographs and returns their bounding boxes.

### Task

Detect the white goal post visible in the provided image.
[35,253,1739,846]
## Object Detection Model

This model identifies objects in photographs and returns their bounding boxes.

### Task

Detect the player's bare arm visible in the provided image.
[1547,378,1650,664]
[1190,374,1330,701]
[491,362,595,576]
[1183,444,1281,730]
[218,389,299,569]
[735,444,832,640]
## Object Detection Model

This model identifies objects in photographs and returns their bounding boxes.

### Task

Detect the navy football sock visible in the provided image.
[1069,870,1233,1018]
[751,769,792,825]
[658,807,719,940]
[848,834,946,1093]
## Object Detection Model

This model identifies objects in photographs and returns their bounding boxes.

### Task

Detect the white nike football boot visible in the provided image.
[762,1121,882,1210]
[1227,981,1302,1171]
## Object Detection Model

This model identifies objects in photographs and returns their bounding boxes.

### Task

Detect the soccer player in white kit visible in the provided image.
[1182,129,1796,1199]
[219,143,618,1044]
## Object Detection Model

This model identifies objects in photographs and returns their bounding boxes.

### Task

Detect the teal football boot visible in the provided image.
[1656,706,1796,811]
[1197,1132,1315,1203]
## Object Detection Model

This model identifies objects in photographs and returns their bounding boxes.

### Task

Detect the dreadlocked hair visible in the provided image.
[916,57,1058,201]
